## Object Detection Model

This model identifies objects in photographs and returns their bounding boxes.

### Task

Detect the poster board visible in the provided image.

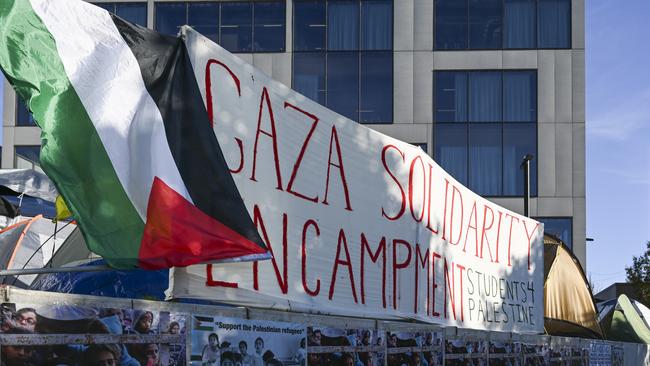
[190,315,306,366]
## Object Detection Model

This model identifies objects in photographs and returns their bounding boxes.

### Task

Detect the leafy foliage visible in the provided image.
[625,241,650,307]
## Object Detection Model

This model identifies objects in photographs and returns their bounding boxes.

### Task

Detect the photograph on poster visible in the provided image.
[443,335,487,365]
[0,302,186,366]
[588,341,612,366]
[548,340,588,366]
[521,342,548,366]
[611,345,624,366]
[487,340,520,365]
[307,327,383,366]
[385,331,443,366]
[191,315,306,366]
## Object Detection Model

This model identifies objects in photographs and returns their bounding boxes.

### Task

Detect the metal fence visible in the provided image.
[0,286,648,366]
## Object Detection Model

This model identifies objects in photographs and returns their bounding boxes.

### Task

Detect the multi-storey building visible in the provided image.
[1,0,586,266]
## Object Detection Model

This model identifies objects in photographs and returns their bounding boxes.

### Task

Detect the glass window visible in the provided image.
[360,52,392,123]
[435,0,570,50]
[434,70,537,197]
[253,2,286,52]
[115,3,148,26]
[94,3,113,12]
[15,146,41,168]
[468,72,501,122]
[328,0,359,51]
[435,0,468,49]
[536,217,572,249]
[538,0,571,48]
[220,2,253,53]
[435,124,468,186]
[361,0,392,50]
[469,123,502,196]
[93,2,148,27]
[468,0,502,49]
[414,143,428,154]
[435,72,467,123]
[503,124,537,196]
[155,2,285,52]
[16,99,36,127]
[188,3,220,42]
[155,2,186,36]
[293,0,393,123]
[293,1,326,51]
[327,52,360,121]
[504,0,536,48]
[293,53,326,105]
[503,71,536,122]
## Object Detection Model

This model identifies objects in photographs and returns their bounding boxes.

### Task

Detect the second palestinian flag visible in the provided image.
[0,0,270,269]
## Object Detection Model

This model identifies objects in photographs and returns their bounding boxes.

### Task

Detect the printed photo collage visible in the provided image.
[0,302,620,366]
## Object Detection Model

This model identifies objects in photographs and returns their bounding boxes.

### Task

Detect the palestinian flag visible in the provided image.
[0,0,270,269]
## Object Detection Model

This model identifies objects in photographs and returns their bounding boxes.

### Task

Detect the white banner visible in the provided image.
[168,27,544,333]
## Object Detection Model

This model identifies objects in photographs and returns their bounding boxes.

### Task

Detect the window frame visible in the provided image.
[154,1,286,53]
[92,2,148,26]
[432,69,539,198]
[291,0,394,124]
[15,98,37,127]
[534,216,573,250]
[433,0,572,51]
[14,145,41,169]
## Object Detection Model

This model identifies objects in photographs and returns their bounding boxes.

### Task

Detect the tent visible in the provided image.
[598,294,650,344]
[0,215,76,287]
[28,227,169,300]
[544,234,603,339]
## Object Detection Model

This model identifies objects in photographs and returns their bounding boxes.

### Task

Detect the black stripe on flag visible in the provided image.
[111,17,266,251]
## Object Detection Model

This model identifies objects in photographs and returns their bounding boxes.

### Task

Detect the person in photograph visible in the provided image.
[358,351,375,366]
[202,333,221,366]
[361,330,371,346]
[262,350,283,366]
[99,309,128,334]
[239,340,252,366]
[293,338,306,366]
[340,352,355,366]
[221,341,232,351]
[220,351,236,366]
[168,321,180,335]
[0,305,15,332]
[251,337,264,366]
[132,311,155,334]
[83,344,121,366]
[310,329,322,346]
[133,343,161,366]
[307,352,322,366]
[14,307,37,332]
[1,327,36,366]
[167,321,185,366]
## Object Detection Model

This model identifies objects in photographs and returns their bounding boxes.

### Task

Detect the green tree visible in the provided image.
[625,241,650,307]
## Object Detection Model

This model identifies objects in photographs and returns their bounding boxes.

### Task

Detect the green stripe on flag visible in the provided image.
[194,316,214,323]
[0,0,144,268]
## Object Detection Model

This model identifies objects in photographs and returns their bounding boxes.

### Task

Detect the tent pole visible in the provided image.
[0,265,113,277]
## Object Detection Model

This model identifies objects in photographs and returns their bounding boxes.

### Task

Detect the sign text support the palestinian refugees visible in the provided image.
[169,27,544,333]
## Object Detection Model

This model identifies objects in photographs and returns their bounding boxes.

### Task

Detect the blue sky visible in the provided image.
[586,0,650,292]
[0,3,648,291]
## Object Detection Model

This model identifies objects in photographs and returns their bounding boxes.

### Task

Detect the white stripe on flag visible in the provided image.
[30,0,193,220]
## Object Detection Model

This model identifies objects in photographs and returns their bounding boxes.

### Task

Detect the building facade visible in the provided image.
[1,0,586,266]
